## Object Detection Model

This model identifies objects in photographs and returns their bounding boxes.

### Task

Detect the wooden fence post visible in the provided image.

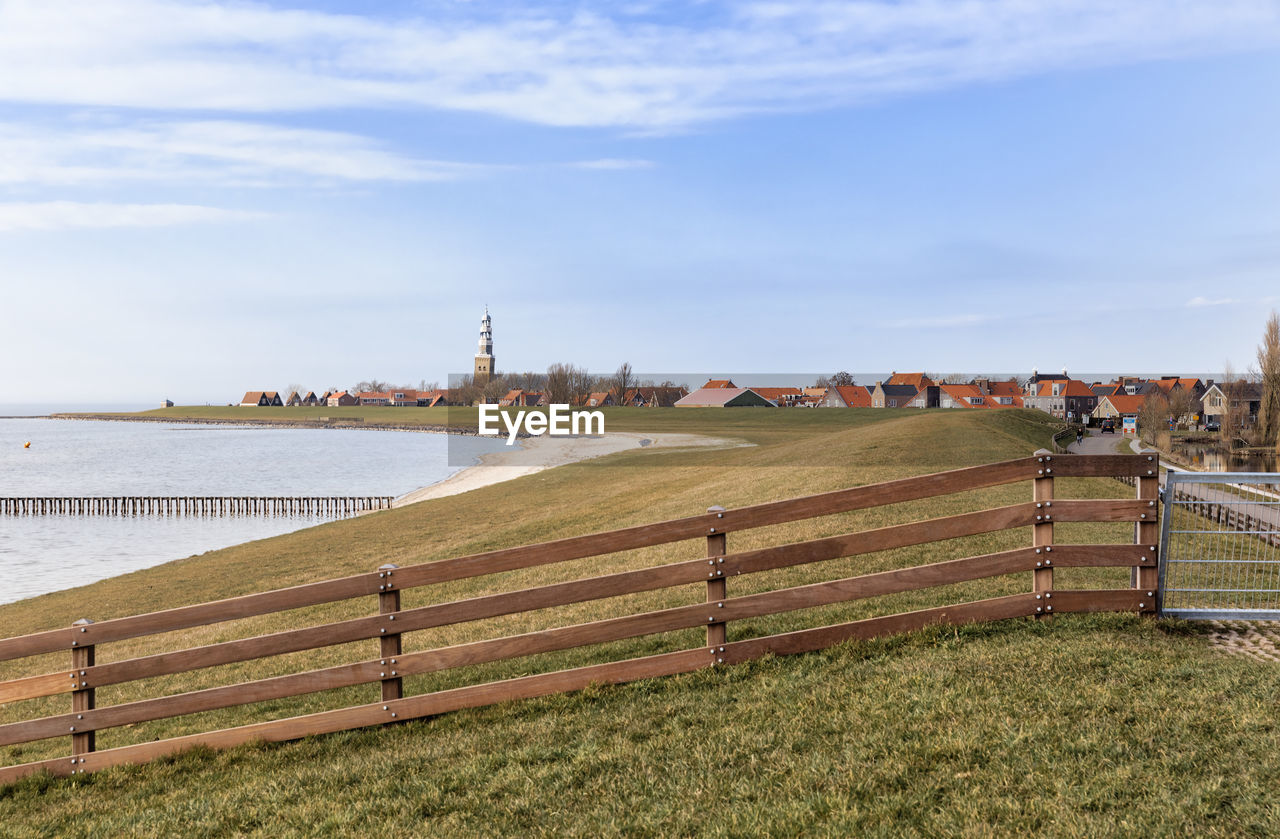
[1032,450,1054,616]
[1135,454,1159,612]
[377,564,402,701]
[70,618,95,762]
[706,506,727,661]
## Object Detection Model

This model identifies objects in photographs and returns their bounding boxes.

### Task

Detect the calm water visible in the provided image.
[0,418,506,604]
[1173,442,1280,473]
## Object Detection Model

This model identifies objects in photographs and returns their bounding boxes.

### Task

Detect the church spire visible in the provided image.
[474,307,495,384]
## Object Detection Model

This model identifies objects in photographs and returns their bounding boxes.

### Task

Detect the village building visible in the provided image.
[1094,393,1147,422]
[1201,382,1263,427]
[240,391,283,407]
[820,385,874,408]
[871,383,919,408]
[325,390,358,407]
[621,386,688,407]
[416,390,449,407]
[751,387,804,406]
[905,385,941,409]
[499,389,546,407]
[586,392,614,407]
[885,372,936,390]
[1022,379,1097,421]
[674,387,775,408]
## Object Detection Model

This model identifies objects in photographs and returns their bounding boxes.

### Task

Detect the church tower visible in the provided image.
[473,307,495,384]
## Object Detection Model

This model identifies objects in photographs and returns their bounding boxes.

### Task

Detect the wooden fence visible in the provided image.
[0,453,1160,784]
[0,496,394,517]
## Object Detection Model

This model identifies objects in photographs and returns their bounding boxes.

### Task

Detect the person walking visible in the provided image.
[1076,427,1085,445]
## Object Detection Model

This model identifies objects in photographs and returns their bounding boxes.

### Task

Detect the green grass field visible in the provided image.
[2,408,1277,837]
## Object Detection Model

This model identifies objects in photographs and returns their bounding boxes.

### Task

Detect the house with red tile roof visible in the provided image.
[240,391,283,407]
[416,390,448,407]
[586,392,614,407]
[499,389,545,407]
[322,390,357,407]
[820,385,874,408]
[886,372,935,389]
[1023,379,1097,421]
[702,379,736,389]
[750,387,803,406]
[1095,393,1148,422]
[938,384,1009,409]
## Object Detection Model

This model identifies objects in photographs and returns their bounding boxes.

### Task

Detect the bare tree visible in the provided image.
[1138,393,1170,446]
[1166,386,1197,429]
[284,382,306,401]
[1258,310,1280,450]
[545,363,573,404]
[611,362,634,403]
[546,363,593,405]
[1221,362,1249,448]
[352,379,393,393]
[829,371,855,387]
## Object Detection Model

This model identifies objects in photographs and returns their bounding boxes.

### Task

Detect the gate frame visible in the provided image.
[1157,470,1280,620]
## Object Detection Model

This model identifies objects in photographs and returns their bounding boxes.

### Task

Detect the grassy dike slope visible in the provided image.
[3,409,1280,837]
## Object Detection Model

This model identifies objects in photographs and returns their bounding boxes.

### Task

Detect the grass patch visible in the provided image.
[1,408,1270,836]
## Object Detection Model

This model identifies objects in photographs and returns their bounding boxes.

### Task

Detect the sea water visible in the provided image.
[0,417,506,604]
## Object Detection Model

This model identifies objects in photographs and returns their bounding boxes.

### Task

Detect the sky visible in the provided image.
[2,0,1279,403]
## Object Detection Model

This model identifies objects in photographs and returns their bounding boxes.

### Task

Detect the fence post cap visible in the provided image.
[72,618,94,626]
[706,505,726,514]
[378,563,399,570]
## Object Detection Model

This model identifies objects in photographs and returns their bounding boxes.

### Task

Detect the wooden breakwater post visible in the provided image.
[0,496,395,518]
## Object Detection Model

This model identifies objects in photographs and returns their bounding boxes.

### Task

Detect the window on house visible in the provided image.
[889,399,897,407]
[968,397,984,405]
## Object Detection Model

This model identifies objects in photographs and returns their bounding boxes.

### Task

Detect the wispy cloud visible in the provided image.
[0,1,1276,129]
[1187,296,1239,307]
[569,158,656,170]
[0,201,265,232]
[885,313,995,329]
[0,120,485,187]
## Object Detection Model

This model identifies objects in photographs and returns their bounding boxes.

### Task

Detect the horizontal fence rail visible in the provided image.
[0,453,1160,785]
[1158,472,1280,620]
[0,496,393,518]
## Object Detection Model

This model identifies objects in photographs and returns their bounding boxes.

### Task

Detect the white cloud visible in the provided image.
[0,1,1276,130]
[886,313,994,328]
[569,158,656,170]
[0,120,484,187]
[0,201,266,232]
[1186,296,1239,307]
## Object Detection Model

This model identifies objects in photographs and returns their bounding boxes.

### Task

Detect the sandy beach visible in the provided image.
[394,432,745,506]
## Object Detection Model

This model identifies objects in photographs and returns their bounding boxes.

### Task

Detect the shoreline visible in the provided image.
[31,413,747,506]
[45,412,506,437]
[395,431,748,506]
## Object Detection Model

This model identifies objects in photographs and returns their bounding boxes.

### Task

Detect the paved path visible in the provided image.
[1066,427,1125,456]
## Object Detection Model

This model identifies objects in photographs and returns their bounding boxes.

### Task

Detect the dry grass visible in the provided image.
[3,409,1269,837]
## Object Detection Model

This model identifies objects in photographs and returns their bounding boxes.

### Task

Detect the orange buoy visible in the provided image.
[23,442,30,448]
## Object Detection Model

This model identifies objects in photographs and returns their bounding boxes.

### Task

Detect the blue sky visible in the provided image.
[2,0,1279,403]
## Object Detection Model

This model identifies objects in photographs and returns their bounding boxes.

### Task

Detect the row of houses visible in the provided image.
[500,386,690,408]
[671,375,1027,410]
[240,372,1265,426]
[240,389,450,408]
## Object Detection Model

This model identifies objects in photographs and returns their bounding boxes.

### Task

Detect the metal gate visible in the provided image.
[1158,471,1280,620]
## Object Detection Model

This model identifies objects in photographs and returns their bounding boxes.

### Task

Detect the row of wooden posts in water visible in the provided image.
[0,496,395,517]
